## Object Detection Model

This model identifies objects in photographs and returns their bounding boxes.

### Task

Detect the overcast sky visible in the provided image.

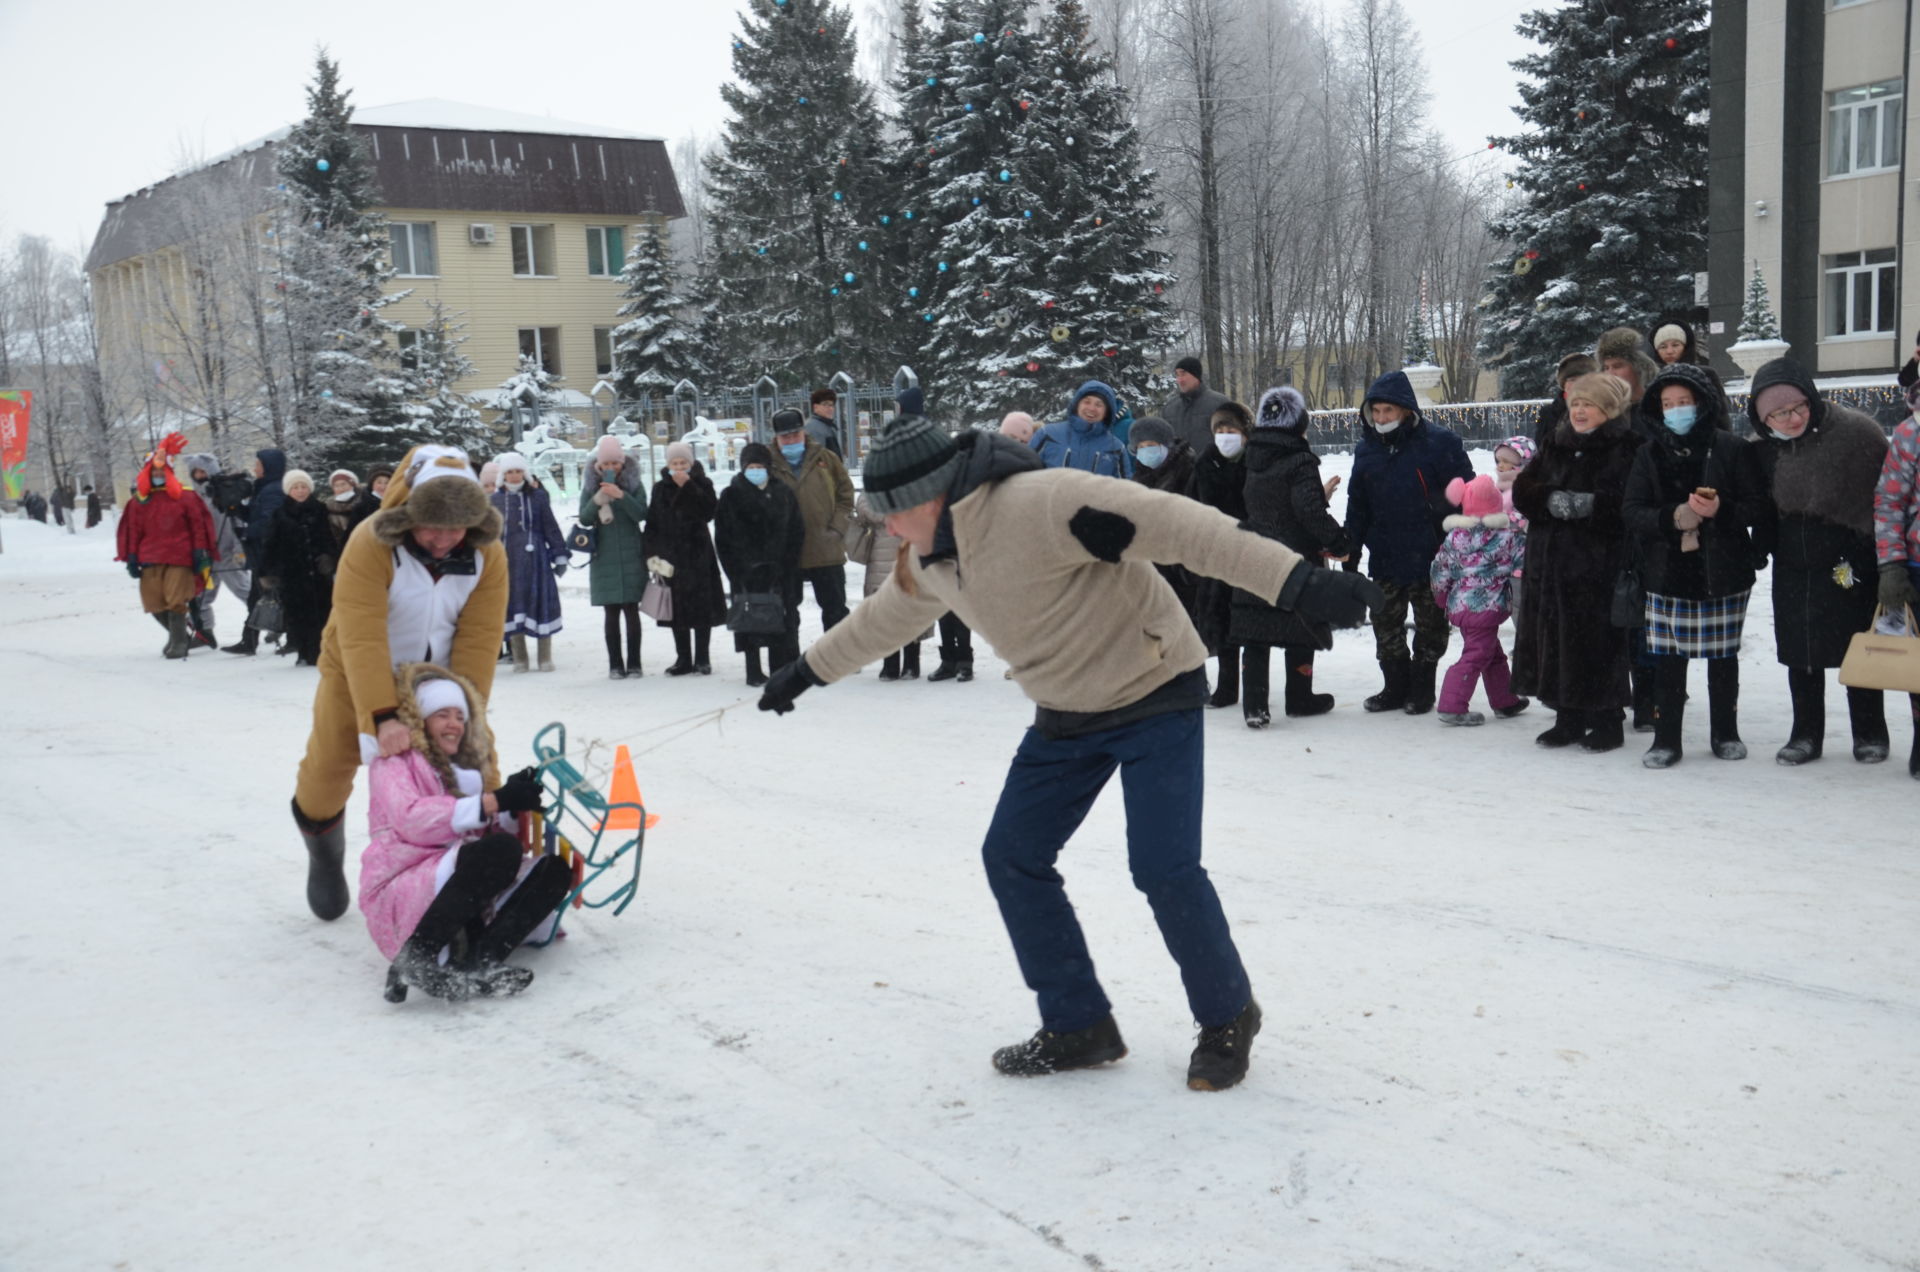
[0,0,1538,257]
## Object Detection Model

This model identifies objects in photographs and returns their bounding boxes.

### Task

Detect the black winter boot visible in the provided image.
[163,611,192,660]
[665,626,696,676]
[292,798,350,921]
[1630,662,1656,733]
[1364,660,1410,713]
[901,642,921,679]
[187,605,218,649]
[744,647,767,688]
[694,626,712,675]
[1242,645,1271,729]
[1403,660,1439,716]
[1283,649,1335,717]
[1187,998,1262,1092]
[1579,709,1626,753]
[221,626,259,655]
[1848,687,1889,763]
[1536,710,1587,748]
[879,651,902,681]
[1642,655,1688,769]
[1707,658,1746,760]
[1208,646,1240,709]
[928,659,960,682]
[461,855,573,996]
[991,1015,1128,1076]
[384,833,522,1003]
[1909,695,1920,779]
[1777,667,1825,765]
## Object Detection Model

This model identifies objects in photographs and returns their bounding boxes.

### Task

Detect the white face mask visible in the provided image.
[1214,433,1245,458]
[504,477,524,491]
[1372,420,1401,435]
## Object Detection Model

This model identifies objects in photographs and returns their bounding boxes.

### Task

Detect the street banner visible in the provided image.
[0,391,31,500]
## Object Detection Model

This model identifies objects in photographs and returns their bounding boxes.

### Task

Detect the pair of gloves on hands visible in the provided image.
[493,766,544,814]
[646,556,675,579]
[1880,562,1920,610]
[127,549,216,580]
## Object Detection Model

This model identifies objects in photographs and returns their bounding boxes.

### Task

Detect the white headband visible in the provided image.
[414,678,467,721]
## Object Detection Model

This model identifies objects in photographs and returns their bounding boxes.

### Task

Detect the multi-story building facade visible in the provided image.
[86,100,685,442]
[1709,0,1917,376]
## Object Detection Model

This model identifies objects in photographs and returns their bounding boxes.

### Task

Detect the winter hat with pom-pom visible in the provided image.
[1447,474,1504,520]
[1255,386,1307,431]
[863,415,962,514]
[593,435,625,465]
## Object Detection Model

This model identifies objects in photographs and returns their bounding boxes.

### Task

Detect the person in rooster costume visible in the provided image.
[115,432,218,660]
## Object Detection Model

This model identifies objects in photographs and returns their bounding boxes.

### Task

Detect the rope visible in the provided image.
[535,700,750,798]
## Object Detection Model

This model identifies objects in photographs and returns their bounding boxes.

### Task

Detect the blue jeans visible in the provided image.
[980,707,1251,1033]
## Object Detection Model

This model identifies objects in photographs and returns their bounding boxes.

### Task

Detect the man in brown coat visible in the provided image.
[768,407,855,632]
[758,416,1383,1092]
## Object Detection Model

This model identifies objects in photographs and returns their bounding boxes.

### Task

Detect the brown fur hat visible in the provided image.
[1209,400,1254,435]
[1554,352,1598,387]
[392,662,494,795]
[1563,372,1632,420]
[1594,327,1659,393]
[367,444,503,549]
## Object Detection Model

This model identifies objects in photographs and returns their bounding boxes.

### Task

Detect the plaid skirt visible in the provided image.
[1644,588,1751,658]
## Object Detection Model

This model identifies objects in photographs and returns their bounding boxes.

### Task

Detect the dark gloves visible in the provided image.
[1276,562,1386,627]
[125,559,142,579]
[1545,491,1595,520]
[552,560,568,579]
[757,655,823,715]
[1879,562,1919,610]
[493,766,545,814]
[193,549,212,573]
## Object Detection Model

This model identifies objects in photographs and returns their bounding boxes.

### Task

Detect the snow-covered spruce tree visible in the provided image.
[705,0,892,385]
[873,0,960,381]
[1475,1,1708,398]
[271,50,410,465]
[324,301,489,474]
[612,224,706,401]
[1403,307,1438,366]
[1008,0,1172,418]
[1735,261,1781,342]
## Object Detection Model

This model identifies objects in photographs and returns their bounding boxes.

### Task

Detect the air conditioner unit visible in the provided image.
[469,224,495,245]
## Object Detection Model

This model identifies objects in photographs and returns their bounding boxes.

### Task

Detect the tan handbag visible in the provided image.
[1839,606,1920,693]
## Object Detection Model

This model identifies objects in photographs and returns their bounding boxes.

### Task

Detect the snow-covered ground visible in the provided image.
[4,456,1917,1270]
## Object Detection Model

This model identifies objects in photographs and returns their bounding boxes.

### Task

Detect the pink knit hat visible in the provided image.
[593,435,625,464]
[1446,473,1503,519]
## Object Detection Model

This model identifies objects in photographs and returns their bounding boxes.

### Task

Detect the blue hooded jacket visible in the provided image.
[1345,371,1473,584]
[1032,381,1132,479]
[245,448,289,560]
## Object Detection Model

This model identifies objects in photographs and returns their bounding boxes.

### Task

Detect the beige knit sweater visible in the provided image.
[805,468,1307,712]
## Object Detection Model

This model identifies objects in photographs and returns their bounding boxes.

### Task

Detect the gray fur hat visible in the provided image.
[1255,386,1308,431]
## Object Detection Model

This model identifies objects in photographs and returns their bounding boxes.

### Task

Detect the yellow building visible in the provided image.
[86,99,685,441]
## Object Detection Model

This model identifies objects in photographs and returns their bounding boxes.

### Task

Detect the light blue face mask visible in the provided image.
[1135,444,1167,469]
[1663,405,1698,435]
[744,467,769,488]
[780,442,806,466]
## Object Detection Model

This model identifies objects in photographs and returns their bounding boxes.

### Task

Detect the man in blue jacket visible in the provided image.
[1344,370,1473,714]
[1032,381,1132,479]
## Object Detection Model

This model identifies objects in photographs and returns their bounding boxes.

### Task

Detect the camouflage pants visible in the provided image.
[1372,580,1451,664]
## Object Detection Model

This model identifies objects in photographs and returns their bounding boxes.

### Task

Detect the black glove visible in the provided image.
[125,559,142,579]
[758,655,822,715]
[552,560,568,579]
[1546,490,1595,520]
[1879,562,1919,610]
[1277,562,1386,627]
[493,767,545,814]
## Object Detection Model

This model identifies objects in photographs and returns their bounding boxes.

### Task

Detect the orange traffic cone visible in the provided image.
[596,744,661,831]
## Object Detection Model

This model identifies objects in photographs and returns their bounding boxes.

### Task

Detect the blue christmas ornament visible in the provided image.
[831,286,841,295]
[964,103,974,112]
[857,240,869,251]
[974,32,986,42]
[844,272,856,283]
[924,313,934,322]
[972,197,981,206]
[320,389,334,398]
[316,158,330,172]
[276,183,286,192]
[938,262,949,272]
[757,246,767,255]
[798,96,809,105]
[1023,210,1032,219]
[832,190,843,201]
[880,216,890,225]
[926,77,937,86]
[904,211,915,220]
[909,287,919,298]
[999,169,1011,181]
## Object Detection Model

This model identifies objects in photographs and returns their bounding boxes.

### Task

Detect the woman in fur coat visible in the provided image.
[1748,358,1891,765]
[715,443,805,686]
[259,469,336,667]
[360,663,560,1002]
[1510,373,1645,752]
[580,435,651,679]
[641,441,727,676]
[491,452,568,672]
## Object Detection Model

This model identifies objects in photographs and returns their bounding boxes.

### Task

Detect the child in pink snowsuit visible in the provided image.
[1430,475,1528,726]
[360,663,563,1002]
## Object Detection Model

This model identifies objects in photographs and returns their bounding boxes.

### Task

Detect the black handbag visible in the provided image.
[726,590,786,635]
[566,523,598,556]
[1611,563,1646,629]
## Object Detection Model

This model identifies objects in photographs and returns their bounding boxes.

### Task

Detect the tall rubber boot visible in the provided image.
[1208,645,1240,709]
[1403,660,1439,716]
[509,634,531,673]
[744,646,767,688]
[291,798,350,921]
[901,642,921,679]
[1707,658,1745,759]
[1777,667,1825,765]
[1363,660,1410,713]
[1642,655,1688,769]
[163,611,192,660]
[1242,644,1271,729]
[1847,686,1889,763]
[1630,661,1656,733]
[1283,648,1335,717]
[665,626,696,675]
[695,625,713,674]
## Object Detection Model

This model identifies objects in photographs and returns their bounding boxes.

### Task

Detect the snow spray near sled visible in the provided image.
[516,721,660,946]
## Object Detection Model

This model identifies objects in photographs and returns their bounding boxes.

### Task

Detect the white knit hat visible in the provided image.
[414,678,467,721]
[495,452,530,475]
[282,468,315,493]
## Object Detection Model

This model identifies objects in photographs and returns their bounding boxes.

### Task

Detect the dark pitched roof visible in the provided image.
[87,106,684,273]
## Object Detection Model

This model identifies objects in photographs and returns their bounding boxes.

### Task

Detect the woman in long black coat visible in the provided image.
[641,443,727,676]
[258,469,336,667]
[1510,373,1645,753]
[1229,387,1351,728]
[1747,358,1891,764]
[1189,400,1252,708]
[714,443,804,686]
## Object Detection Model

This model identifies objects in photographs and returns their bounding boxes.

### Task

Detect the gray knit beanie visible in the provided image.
[863,416,962,514]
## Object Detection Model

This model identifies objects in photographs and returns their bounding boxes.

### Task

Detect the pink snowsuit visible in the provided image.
[359,750,515,959]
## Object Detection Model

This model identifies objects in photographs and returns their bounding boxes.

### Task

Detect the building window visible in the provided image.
[510,224,556,277]
[1824,249,1897,337]
[594,327,614,377]
[1828,80,1903,177]
[586,226,626,277]
[397,329,421,372]
[518,327,561,375]
[390,222,437,276]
